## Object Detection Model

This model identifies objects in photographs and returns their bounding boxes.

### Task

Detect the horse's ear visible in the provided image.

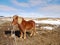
[18,17,23,24]
[13,15,18,20]
[16,16,18,19]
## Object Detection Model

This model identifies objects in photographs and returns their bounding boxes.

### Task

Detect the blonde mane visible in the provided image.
[18,17,23,24]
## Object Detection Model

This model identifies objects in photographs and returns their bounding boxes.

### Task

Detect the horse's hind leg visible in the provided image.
[33,26,36,36]
[30,24,36,36]
[30,30,33,37]
[30,28,36,36]
[33,28,38,36]
[33,31,36,36]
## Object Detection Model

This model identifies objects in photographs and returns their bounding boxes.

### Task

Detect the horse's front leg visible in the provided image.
[24,30,26,39]
[20,31,23,39]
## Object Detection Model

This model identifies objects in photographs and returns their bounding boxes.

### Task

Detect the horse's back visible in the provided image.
[23,20,35,30]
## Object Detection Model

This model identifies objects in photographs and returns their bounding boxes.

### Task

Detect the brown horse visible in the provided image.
[12,15,37,39]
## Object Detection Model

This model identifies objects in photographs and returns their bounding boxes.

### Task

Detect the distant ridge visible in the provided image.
[0,16,4,17]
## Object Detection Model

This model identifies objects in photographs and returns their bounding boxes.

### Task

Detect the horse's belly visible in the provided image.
[25,23,33,30]
[26,26,33,30]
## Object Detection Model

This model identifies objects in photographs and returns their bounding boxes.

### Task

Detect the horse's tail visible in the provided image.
[33,21,38,35]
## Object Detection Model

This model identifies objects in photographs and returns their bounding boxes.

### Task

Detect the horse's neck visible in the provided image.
[22,18,26,22]
[12,19,18,25]
[13,19,18,22]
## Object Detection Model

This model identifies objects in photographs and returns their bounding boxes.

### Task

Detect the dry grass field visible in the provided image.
[0,18,60,45]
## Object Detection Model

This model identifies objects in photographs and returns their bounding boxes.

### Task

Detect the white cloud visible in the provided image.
[29,0,43,6]
[0,5,25,12]
[11,0,29,7]
[37,5,60,18]
[0,5,17,11]
[29,0,52,6]
[19,12,44,18]
[39,5,60,13]
[11,0,53,7]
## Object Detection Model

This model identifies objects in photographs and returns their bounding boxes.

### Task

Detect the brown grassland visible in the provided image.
[0,18,60,45]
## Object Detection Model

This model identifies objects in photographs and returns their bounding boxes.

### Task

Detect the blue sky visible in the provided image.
[0,0,60,18]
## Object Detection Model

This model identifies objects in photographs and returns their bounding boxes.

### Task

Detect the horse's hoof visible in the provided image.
[30,35,32,37]
[24,37,26,39]
[20,37,22,39]
[36,32,38,34]
[30,34,33,37]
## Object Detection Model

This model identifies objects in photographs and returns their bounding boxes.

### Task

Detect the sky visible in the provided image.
[0,0,60,18]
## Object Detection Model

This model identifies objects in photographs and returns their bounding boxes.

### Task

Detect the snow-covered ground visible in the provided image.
[34,19,60,30]
[40,26,54,30]
[34,20,60,25]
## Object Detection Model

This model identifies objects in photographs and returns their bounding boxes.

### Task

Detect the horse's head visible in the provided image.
[13,15,18,20]
[12,15,18,25]
[12,15,23,25]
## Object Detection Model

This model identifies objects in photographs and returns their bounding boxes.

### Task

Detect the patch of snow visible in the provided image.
[36,24,39,26]
[34,20,60,25]
[47,19,54,21]
[40,26,54,30]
